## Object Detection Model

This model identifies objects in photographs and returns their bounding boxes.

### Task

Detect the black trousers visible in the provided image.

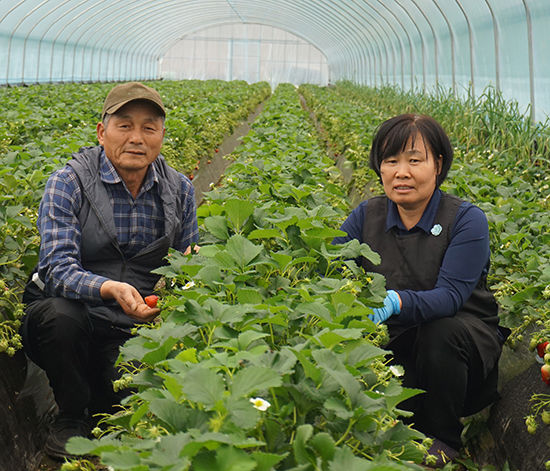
[21,297,133,421]
[387,316,500,451]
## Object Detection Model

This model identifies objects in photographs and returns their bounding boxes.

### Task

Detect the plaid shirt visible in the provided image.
[37,150,198,302]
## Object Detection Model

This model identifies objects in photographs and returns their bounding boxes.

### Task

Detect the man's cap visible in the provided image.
[102,82,165,119]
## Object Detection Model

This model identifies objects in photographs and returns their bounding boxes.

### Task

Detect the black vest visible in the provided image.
[67,146,183,327]
[361,193,503,375]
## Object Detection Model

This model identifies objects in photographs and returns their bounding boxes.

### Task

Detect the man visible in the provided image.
[21,82,198,460]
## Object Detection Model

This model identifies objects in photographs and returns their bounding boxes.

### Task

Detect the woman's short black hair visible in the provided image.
[369,114,453,188]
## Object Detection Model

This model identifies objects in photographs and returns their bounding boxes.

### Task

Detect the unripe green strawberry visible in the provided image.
[542,410,550,425]
[530,337,539,351]
[526,416,538,434]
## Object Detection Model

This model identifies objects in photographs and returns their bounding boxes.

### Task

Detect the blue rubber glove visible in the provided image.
[369,290,401,324]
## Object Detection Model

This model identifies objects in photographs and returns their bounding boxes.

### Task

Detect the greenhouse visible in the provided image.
[1,1,550,471]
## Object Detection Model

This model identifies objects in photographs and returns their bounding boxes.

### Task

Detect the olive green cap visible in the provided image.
[102,82,165,119]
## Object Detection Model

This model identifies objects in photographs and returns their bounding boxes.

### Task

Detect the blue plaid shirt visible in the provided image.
[37,150,198,302]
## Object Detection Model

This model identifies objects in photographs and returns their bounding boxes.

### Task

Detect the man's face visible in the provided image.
[97,100,165,176]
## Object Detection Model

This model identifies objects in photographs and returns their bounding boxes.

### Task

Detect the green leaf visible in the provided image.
[226,396,260,429]
[248,228,282,240]
[251,451,286,471]
[101,450,145,469]
[225,198,255,233]
[204,215,230,240]
[309,432,336,463]
[231,366,282,397]
[194,444,257,471]
[292,349,321,382]
[182,368,225,407]
[237,330,269,350]
[149,398,192,433]
[359,243,381,265]
[324,397,353,419]
[293,424,315,465]
[312,349,361,402]
[226,234,264,267]
[296,301,332,322]
[65,436,119,455]
[237,288,264,304]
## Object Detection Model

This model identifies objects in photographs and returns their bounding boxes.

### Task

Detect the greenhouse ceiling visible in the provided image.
[1,0,550,120]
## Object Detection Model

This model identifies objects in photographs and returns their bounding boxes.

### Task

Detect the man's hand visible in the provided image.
[100,280,160,323]
[184,244,200,255]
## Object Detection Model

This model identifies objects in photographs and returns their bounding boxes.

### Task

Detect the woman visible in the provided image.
[333,114,508,466]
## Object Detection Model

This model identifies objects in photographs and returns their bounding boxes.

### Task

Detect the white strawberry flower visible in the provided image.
[389,365,404,377]
[250,397,271,411]
[183,281,196,290]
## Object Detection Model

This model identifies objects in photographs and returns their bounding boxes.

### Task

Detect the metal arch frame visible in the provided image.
[151,4,352,81]
[365,0,407,89]
[409,0,438,89]
[34,0,91,83]
[120,0,354,82]
[429,0,456,95]
[484,0,500,91]
[337,0,390,86]
[160,0,360,83]
[4,0,49,85]
[349,0,398,86]
[352,0,402,87]
[282,0,372,85]
[521,0,535,121]
[374,0,415,91]
[273,0,369,83]
[393,0,426,92]
[66,0,114,82]
[140,2,349,83]
[204,0,353,77]
[92,0,184,82]
[114,2,247,81]
[20,0,71,84]
[1,0,28,84]
[327,0,376,85]
[454,0,475,96]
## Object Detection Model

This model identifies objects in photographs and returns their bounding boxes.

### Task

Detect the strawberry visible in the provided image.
[189,174,194,180]
[542,410,550,425]
[542,364,550,385]
[538,341,549,358]
[145,295,158,309]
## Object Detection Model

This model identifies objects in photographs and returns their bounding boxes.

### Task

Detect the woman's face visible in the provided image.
[379,134,441,213]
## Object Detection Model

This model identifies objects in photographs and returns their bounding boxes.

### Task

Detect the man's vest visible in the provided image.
[67,146,183,327]
[361,193,503,375]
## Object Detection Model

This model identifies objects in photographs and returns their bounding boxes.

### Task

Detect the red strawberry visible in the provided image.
[145,295,158,309]
[189,174,194,180]
[538,341,549,358]
[542,364,550,385]
[215,149,219,153]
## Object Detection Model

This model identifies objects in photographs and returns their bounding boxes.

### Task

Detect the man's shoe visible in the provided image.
[44,415,91,461]
[422,438,459,468]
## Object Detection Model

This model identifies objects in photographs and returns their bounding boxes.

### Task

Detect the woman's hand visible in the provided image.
[100,280,160,322]
[369,290,402,324]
